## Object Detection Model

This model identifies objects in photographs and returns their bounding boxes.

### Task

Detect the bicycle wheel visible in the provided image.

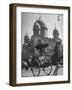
[31,59,41,77]
[43,57,52,75]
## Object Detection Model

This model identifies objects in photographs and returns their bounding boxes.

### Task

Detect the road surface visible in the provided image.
[21,65,63,77]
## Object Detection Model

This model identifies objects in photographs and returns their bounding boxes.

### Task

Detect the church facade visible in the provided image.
[22,17,62,60]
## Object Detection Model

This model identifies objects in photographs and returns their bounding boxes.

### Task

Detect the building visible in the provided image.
[53,26,62,43]
[33,18,48,37]
[31,17,48,47]
[22,16,62,59]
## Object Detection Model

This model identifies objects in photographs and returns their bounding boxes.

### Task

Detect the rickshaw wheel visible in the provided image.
[31,59,41,77]
[43,57,52,75]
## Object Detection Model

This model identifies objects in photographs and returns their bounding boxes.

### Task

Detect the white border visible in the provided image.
[16,7,68,83]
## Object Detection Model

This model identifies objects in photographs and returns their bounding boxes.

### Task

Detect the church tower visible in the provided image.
[33,15,48,37]
[53,25,62,44]
[24,34,29,44]
[53,25,59,39]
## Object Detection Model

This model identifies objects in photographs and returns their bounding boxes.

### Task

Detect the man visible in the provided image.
[53,41,61,75]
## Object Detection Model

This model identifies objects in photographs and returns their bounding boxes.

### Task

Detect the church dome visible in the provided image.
[33,19,48,31]
[24,34,29,42]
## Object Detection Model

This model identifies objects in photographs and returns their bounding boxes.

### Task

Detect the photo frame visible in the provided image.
[9,3,70,86]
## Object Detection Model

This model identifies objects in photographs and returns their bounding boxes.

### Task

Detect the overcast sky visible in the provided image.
[21,12,63,46]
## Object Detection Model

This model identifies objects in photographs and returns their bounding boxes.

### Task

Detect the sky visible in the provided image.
[21,12,63,46]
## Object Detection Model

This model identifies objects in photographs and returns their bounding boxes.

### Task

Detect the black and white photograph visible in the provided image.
[9,3,70,86]
[21,13,63,77]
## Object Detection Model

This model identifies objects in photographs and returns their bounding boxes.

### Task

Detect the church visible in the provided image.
[22,16,62,60]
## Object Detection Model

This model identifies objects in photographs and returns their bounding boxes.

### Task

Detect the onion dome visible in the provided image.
[33,19,48,31]
[24,34,29,40]
[33,21,41,31]
[24,34,29,43]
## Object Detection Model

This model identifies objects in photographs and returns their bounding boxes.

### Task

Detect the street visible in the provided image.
[21,65,63,77]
